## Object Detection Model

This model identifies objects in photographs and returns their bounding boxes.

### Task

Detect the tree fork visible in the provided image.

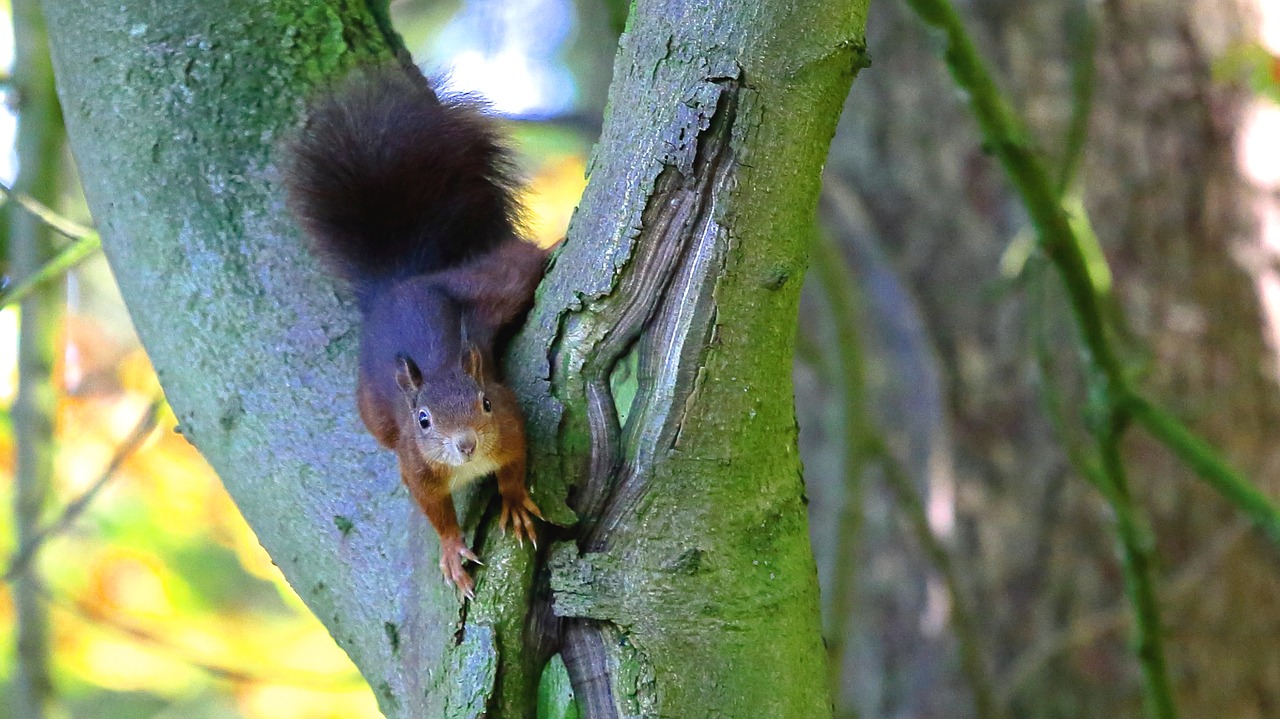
[40,0,868,715]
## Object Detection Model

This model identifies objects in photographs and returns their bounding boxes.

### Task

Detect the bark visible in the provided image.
[9,0,65,717]
[815,0,1280,717]
[40,0,867,717]
[511,1,868,714]
[38,3,522,716]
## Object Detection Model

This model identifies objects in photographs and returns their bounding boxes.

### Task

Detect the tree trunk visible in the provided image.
[40,0,867,716]
[9,1,65,717]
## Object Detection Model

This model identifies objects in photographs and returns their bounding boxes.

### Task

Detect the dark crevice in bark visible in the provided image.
[556,73,743,717]
[580,75,741,550]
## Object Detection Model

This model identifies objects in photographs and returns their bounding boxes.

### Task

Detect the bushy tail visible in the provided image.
[284,67,520,299]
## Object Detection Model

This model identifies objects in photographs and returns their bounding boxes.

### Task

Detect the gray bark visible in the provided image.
[38,3,499,716]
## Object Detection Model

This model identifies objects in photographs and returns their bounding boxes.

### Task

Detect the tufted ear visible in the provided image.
[395,353,422,396]
[462,345,483,382]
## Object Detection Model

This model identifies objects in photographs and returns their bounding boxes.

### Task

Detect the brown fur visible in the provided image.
[284,65,547,598]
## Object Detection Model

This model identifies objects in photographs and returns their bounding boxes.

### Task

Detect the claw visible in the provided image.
[439,538,479,599]
[498,490,542,549]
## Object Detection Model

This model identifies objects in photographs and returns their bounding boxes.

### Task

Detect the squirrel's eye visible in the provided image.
[482,396,492,414]
[417,409,431,429]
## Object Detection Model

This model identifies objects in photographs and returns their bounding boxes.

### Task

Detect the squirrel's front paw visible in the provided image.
[499,491,544,549]
[439,537,481,600]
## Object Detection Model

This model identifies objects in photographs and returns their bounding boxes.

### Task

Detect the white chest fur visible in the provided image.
[448,456,502,492]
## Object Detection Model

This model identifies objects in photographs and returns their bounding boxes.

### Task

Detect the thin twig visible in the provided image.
[0,182,96,239]
[900,0,1123,381]
[0,183,102,308]
[811,227,874,708]
[1057,0,1097,195]
[1,236,102,309]
[10,7,70,714]
[893,0,1280,713]
[4,396,165,582]
[898,0,1275,536]
[1027,261,1105,490]
[1124,392,1280,543]
[1095,425,1177,719]
[10,393,365,693]
[40,579,366,691]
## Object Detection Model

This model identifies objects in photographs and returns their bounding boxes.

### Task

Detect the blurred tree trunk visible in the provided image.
[813,0,1280,717]
[40,0,866,716]
[9,0,65,716]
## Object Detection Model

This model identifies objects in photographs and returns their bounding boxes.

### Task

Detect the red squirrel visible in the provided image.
[284,67,546,598]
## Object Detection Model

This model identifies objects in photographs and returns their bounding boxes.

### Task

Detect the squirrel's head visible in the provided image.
[395,347,501,472]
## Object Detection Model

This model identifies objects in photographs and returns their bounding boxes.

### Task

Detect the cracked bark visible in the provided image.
[508,2,869,714]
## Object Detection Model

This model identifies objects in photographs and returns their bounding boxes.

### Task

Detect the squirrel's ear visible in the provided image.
[462,345,483,382]
[395,354,423,395]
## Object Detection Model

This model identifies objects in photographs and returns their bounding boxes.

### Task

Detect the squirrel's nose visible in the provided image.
[455,433,477,457]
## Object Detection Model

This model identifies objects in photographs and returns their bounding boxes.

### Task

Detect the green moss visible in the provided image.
[288,4,352,78]
[333,515,354,537]
[383,621,400,654]
[377,681,400,714]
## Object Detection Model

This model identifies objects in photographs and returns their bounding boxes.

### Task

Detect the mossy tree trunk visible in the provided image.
[40,0,867,716]
[511,1,868,715]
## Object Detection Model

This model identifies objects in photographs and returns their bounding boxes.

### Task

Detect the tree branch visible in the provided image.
[39,2,538,716]
[1124,392,1280,543]
[507,0,870,714]
[4,395,164,583]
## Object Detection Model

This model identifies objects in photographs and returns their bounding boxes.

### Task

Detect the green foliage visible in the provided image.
[1214,43,1280,105]
[535,655,581,719]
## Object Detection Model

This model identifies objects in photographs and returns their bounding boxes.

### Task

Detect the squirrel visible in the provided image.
[284,67,546,599]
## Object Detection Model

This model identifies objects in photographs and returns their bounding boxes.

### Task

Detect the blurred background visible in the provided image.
[1,0,1278,718]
